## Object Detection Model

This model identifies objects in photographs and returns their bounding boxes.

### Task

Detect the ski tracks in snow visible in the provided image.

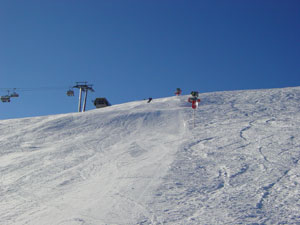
[145,89,300,224]
[1,87,300,225]
[33,101,187,225]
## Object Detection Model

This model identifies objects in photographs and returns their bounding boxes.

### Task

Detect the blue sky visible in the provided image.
[1,0,299,119]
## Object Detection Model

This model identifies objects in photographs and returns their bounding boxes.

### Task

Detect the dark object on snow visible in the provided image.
[93,98,111,108]
[147,98,152,103]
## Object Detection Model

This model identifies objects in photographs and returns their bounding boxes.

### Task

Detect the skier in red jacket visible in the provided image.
[188,91,201,109]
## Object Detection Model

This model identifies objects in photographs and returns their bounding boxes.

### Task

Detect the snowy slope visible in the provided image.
[1,87,300,225]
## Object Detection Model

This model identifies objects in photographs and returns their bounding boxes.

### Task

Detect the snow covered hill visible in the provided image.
[1,87,300,225]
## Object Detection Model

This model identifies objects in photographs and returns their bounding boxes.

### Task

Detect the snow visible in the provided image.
[1,87,300,225]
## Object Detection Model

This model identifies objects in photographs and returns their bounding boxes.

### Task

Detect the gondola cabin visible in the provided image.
[67,89,74,96]
[1,95,11,103]
[93,98,111,108]
[10,92,19,98]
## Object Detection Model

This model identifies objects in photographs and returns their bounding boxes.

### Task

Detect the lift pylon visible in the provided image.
[73,82,94,112]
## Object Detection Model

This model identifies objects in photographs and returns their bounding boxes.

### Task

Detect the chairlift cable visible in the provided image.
[0,87,73,92]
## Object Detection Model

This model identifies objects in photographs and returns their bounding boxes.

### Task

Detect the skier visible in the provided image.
[175,88,182,96]
[188,91,201,109]
[147,97,152,103]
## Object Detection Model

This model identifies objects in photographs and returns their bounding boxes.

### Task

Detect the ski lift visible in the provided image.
[1,95,11,103]
[67,89,74,96]
[93,98,111,108]
[10,89,19,98]
[1,90,11,102]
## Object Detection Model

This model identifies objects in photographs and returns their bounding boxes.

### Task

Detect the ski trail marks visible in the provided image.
[239,120,255,141]
[256,169,290,210]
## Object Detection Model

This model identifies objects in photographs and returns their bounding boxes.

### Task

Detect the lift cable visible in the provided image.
[0,87,69,92]
[1,83,96,111]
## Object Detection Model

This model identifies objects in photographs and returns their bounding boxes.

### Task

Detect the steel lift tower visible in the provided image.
[73,82,94,112]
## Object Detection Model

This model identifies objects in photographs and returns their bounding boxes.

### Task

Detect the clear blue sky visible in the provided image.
[1,0,299,119]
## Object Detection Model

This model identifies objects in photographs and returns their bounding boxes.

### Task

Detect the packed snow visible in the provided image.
[1,87,300,225]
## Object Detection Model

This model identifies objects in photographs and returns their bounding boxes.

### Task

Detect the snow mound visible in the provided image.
[1,87,300,224]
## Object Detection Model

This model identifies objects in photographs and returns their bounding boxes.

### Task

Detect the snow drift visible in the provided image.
[1,87,300,225]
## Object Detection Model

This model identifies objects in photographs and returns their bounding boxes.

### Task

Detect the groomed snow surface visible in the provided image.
[1,87,300,225]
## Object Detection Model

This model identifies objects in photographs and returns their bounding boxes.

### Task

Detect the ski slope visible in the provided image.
[0,87,300,225]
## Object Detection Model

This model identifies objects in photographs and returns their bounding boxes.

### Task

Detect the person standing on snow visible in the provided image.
[175,88,182,96]
[188,91,201,109]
